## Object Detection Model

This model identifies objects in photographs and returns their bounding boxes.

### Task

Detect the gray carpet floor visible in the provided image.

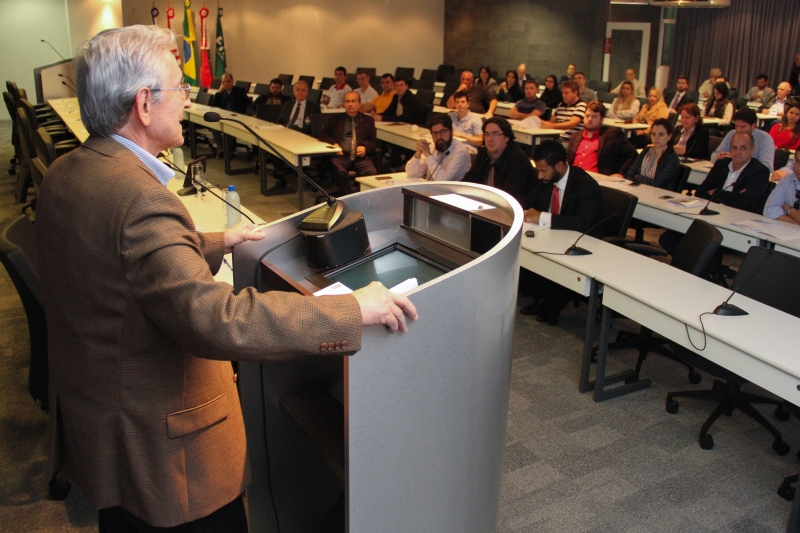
[1,119,798,532]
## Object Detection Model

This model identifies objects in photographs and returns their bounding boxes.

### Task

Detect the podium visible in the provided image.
[233,182,523,533]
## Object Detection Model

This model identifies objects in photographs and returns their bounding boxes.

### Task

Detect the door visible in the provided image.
[603,22,651,89]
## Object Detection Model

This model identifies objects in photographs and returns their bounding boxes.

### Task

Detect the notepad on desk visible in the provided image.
[730,219,800,241]
[666,198,706,208]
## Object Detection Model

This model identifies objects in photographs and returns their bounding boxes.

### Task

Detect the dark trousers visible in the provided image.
[98,495,248,533]
[325,155,376,195]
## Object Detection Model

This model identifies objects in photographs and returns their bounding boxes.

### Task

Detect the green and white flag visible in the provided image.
[214,6,226,79]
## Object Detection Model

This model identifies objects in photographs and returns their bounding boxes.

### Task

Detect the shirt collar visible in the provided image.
[555,165,571,192]
[110,134,175,186]
[728,158,751,175]
[334,82,347,90]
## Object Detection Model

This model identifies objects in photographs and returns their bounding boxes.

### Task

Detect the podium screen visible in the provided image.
[327,246,448,291]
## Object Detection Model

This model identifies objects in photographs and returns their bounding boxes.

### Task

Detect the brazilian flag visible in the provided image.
[182,0,197,86]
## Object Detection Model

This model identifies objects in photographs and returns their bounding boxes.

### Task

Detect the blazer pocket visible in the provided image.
[166,393,231,439]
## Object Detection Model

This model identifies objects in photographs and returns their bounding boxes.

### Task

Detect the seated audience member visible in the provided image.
[769,82,793,116]
[607,81,640,120]
[611,68,645,98]
[539,75,563,109]
[560,63,577,84]
[791,53,800,91]
[448,91,484,152]
[699,67,725,99]
[618,118,681,190]
[317,91,377,195]
[631,87,669,147]
[711,108,775,172]
[247,78,291,116]
[672,103,710,160]
[476,66,498,96]
[277,80,320,134]
[792,74,800,100]
[519,140,602,325]
[745,74,776,109]
[374,77,422,125]
[354,70,378,106]
[702,82,733,132]
[763,150,800,224]
[446,69,497,116]
[322,66,351,108]
[462,117,538,204]
[497,70,523,103]
[517,63,528,87]
[210,72,251,157]
[567,101,637,176]
[405,115,471,181]
[664,76,694,113]
[574,72,597,103]
[769,102,800,151]
[698,132,771,213]
[361,73,395,115]
[540,80,587,143]
[509,79,546,120]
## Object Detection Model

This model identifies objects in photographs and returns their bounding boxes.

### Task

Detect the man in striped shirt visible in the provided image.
[541,80,586,144]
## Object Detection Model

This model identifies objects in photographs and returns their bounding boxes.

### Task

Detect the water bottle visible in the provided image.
[226,185,241,228]
[171,147,185,175]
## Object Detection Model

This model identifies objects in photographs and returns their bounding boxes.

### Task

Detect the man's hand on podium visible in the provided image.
[354,281,418,333]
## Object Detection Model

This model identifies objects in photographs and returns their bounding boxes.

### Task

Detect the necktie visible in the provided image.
[670,93,681,111]
[289,102,301,127]
[551,186,560,215]
[350,118,357,161]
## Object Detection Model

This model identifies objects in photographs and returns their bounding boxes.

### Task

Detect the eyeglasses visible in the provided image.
[430,129,450,138]
[152,83,192,99]
[485,131,506,138]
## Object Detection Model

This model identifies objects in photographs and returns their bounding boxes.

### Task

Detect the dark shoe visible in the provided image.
[520,299,544,316]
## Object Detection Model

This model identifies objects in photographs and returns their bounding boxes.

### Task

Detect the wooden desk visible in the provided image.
[47,97,89,142]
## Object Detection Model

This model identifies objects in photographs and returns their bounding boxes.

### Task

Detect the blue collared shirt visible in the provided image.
[764,172,800,220]
[110,134,175,187]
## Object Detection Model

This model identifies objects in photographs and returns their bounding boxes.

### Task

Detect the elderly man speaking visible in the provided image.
[35,25,417,532]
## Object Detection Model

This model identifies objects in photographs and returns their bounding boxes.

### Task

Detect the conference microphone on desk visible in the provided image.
[564,212,617,256]
[202,111,370,268]
[61,80,77,94]
[710,248,773,317]
[41,39,67,62]
[697,183,735,216]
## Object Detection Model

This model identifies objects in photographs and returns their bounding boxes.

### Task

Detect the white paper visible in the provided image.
[389,278,418,294]
[256,123,283,129]
[519,116,543,129]
[667,198,705,208]
[430,193,495,211]
[314,282,353,296]
[731,219,800,241]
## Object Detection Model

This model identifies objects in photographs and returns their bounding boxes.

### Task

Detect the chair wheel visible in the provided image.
[774,440,791,456]
[699,433,714,450]
[666,399,679,414]
[48,475,71,500]
[688,370,702,384]
[775,404,791,421]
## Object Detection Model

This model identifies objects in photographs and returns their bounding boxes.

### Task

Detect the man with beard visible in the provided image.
[519,140,602,325]
[404,115,471,181]
[567,101,637,176]
[246,78,291,116]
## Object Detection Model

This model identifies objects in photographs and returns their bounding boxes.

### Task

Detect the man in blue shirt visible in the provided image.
[509,79,546,120]
[764,150,800,224]
[711,108,776,172]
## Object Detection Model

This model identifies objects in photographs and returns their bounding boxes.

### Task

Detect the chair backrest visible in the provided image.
[16,108,35,163]
[35,128,58,167]
[436,64,455,82]
[320,77,335,90]
[685,90,699,104]
[298,75,315,88]
[6,80,20,101]
[670,219,723,277]
[415,89,435,106]
[420,69,437,82]
[309,113,330,139]
[255,104,283,124]
[210,78,221,89]
[234,80,252,92]
[676,164,695,195]
[17,98,41,129]
[345,73,357,88]
[0,214,48,410]
[774,149,791,171]
[636,96,648,108]
[708,136,723,159]
[30,157,47,191]
[443,74,461,85]
[395,67,415,81]
[443,80,460,95]
[308,88,322,105]
[541,108,553,121]
[253,83,271,96]
[418,103,433,128]
[728,89,739,102]
[735,97,747,110]
[597,91,615,104]
[599,187,637,239]
[3,91,19,150]
[356,68,376,78]
[195,92,212,106]
[370,77,382,92]
[732,246,800,318]
[282,84,294,97]
[667,111,679,127]
[413,79,435,91]
[277,74,293,86]
[588,79,611,93]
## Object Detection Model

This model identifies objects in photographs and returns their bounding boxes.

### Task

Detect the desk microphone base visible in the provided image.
[713,302,748,316]
[697,208,719,216]
[565,246,592,256]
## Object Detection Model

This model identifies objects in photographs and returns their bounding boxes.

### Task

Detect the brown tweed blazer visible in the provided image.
[36,137,362,527]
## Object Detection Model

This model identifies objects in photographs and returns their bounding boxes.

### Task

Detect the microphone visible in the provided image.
[564,212,617,256]
[58,73,76,86]
[61,80,76,94]
[41,39,67,62]
[427,149,450,181]
[697,183,735,216]
[712,248,772,316]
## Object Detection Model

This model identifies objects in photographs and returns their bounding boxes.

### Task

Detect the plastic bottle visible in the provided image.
[226,185,241,228]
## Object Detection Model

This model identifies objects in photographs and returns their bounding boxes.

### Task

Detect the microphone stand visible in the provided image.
[41,39,67,62]
[564,212,617,256]
[697,183,734,216]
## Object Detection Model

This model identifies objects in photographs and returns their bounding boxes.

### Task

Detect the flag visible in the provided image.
[166,4,180,61]
[214,6,226,79]
[182,0,197,86]
[199,6,213,88]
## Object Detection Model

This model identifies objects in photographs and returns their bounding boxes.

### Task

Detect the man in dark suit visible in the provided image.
[519,140,602,324]
[318,91,377,195]
[35,26,417,532]
[210,72,251,158]
[664,76,695,114]
[271,80,322,187]
[462,116,538,206]
[246,77,291,116]
[567,101,637,176]
[374,77,422,125]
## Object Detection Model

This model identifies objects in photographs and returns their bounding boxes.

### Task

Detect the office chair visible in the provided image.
[320,77,335,91]
[234,80,252,92]
[668,111,679,128]
[210,78,221,89]
[420,69,437,82]
[596,91,615,104]
[281,84,293,97]
[36,127,78,167]
[588,79,611,93]
[3,92,20,174]
[308,89,323,105]
[415,89,435,106]
[666,245,795,454]
[775,149,791,171]
[255,104,283,124]
[443,74,461,85]
[394,67,415,82]
[413,79,435,92]
[252,83,271,96]
[277,73,293,86]
[708,136,723,159]
[436,64,455,82]
[195,92,212,105]
[298,75,315,88]
[418,104,433,128]
[599,188,638,243]
[356,68,376,78]
[675,164,698,197]
[345,73,357,88]
[443,80,460,96]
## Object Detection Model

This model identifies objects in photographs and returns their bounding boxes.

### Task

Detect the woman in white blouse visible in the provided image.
[607,81,640,120]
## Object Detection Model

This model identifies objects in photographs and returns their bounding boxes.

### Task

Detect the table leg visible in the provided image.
[579,279,600,393]
[189,122,198,159]
[296,157,305,211]
[259,148,267,195]
[592,304,652,402]
[223,134,232,175]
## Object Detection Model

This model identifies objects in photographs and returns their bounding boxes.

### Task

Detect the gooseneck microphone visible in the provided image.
[41,39,67,62]
[427,149,450,181]
[61,80,76,94]
[564,212,617,256]
[697,183,734,216]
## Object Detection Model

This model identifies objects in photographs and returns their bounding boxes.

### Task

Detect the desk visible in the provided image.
[757,113,780,129]
[683,159,713,185]
[47,97,89,142]
[603,118,649,138]
[494,102,514,117]
[356,172,426,191]
[429,106,562,148]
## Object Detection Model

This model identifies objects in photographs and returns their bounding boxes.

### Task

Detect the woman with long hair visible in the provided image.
[608,81,640,120]
[769,101,800,150]
[496,70,523,103]
[619,118,682,190]
[631,87,669,147]
[539,75,562,109]
[703,81,734,128]
[476,66,498,96]
[673,103,710,160]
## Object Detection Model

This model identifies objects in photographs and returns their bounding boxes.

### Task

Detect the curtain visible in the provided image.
[670,0,800,94]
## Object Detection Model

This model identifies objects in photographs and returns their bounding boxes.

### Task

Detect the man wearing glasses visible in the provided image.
[405,115,471,181]
[35,25,417,532]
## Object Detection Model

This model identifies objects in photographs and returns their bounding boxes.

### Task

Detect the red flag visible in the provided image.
[166,3,180,62]
[199,5,213,88]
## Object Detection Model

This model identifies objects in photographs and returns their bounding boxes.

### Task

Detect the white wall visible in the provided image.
[67,0,123,53]
[121,0,444,85]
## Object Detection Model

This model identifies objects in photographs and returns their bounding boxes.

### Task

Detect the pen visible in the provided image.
[223,257,233,270]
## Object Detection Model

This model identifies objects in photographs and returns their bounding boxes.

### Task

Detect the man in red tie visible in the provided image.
[519,140,602,324]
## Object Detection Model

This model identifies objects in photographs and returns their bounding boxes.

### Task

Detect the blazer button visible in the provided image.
[342,341,349,349]
[321,342,329,351]
[335,341,342,350]
[233,373,238,383]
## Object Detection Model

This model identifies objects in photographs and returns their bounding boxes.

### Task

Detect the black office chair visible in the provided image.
[667,111,679,128]
[596,91,615,104]
[255,104,283,124]
[735,97,748,110]
[356,68,376,78]
[637,96,648,108]
[277,74,293,86]
[320,77,335,90]
[676,164,698,197]
[3,91,20,174]
[253,83,271,96]
[588,79,611,93]
[345,73,357,88]
[195,92,212,105]
[281,84,294,97]
[210,78,221,89]
[309,113,331,140]
[775,149,791,171]
[234,80,252,92]
[415,89,435,106]
[308,89,323,105]
[420,69,437,82]
[443,74,461,85]
[436,64,455,82]
[418,104,433,128]
[708,136,723,159]
[599,188,638,243]
[36,127,77,168]
[443,80,460,96]
[298,75,315,88]
[413,79,435,92]
[394,67,415,82]
[666,245,795,454]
